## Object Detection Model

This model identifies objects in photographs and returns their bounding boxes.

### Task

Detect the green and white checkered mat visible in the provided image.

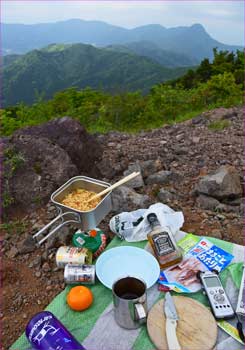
[11,232,244,350]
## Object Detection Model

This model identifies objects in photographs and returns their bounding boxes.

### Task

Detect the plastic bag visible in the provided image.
[109,203,184,242]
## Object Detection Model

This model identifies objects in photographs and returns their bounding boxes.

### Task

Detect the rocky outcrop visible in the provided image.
[14,116,102,176]
[139,159,162,178]
[195,166,242,200]
[112,186,151,212]
[2,117,103,213]
[146,170,181,185]
[196,194,221,211]
[157,188,176,203]
[3,134,77,212]
[123,163,144,189]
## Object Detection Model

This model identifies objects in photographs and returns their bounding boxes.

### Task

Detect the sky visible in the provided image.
[1,1,244,45]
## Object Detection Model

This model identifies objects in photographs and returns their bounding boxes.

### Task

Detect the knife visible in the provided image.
[164,292,181,350]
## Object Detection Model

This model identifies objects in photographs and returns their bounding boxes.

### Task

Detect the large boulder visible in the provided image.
[157,188,176,203]
[139,159,162,178]
[123,163,144,189]
[196,194,221,211]
[14,116,102,176]
[195,166,242,200]
[2,117,104,213]
[3,134,77,212]
[146,170,181,185]
[112,186,150,212]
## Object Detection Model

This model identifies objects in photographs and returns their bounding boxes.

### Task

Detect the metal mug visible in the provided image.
[112,276,147,329]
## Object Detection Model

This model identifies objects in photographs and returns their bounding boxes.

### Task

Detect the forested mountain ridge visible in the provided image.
[2,19,242,61]
[2,43,189,106]
[105,41,198,67]
[1,50,243,137]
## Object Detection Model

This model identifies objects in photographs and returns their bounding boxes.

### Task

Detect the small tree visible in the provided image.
[196,72,242,107]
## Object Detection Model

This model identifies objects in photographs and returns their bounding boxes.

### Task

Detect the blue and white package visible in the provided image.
[187,238,234,272]
[158,237,234,293]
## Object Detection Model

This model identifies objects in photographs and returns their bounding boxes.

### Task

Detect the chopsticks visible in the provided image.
[87,172,140,203]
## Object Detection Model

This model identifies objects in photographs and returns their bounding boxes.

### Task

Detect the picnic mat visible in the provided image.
[11,231,245,350]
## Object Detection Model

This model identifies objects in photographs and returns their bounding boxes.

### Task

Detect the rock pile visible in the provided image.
[96,106,243,244]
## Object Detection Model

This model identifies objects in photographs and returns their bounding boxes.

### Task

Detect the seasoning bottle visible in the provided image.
[147,213,182,269]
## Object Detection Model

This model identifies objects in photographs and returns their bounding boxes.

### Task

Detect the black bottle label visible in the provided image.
[152,232,175,256]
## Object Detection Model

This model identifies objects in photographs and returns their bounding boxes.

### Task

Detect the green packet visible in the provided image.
[177,233,201,254]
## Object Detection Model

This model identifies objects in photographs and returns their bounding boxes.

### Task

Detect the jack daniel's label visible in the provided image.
[152,232,175,256]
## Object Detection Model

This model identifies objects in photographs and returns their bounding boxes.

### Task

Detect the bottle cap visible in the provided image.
[147,213,158,224]
[89,229,97,237]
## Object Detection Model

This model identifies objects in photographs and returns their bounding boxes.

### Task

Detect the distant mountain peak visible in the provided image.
[62,18,85,23]
[135,23,165,29]
[190,23,206,32]
[133,23,166,33]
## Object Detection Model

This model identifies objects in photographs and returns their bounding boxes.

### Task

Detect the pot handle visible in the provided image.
[33,211,81,245]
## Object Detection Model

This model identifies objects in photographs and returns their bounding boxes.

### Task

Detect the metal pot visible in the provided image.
[33,176,112,245]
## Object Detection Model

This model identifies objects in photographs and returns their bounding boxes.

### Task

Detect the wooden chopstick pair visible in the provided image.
[87,172,140,203]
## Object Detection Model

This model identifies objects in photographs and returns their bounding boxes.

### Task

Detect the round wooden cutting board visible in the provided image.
[147,296,217,350]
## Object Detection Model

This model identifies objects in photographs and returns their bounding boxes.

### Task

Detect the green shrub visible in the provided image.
[0,220,27,235]
[208,120,230,131]
[4,148,25,174]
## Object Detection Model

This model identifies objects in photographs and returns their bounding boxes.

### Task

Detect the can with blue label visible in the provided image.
[25,311,85,350]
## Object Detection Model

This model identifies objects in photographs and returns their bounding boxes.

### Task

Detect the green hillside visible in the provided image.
[1,50,243,137]
[106,41,198,67]
[2,54,22,67]
[2,43,188,106]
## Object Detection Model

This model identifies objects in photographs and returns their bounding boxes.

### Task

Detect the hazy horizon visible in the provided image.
[2,1,244,46]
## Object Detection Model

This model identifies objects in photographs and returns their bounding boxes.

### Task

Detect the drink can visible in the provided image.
[25,311,85,350]
[55,246,92,268]
[64,264,95,285]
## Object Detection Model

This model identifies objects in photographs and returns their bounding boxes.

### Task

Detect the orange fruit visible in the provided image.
[66,286,93,311]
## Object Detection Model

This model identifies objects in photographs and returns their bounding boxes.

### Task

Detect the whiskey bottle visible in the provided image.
[147,213,182,269]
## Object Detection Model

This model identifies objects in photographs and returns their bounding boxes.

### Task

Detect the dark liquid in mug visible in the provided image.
[121,293,138,300]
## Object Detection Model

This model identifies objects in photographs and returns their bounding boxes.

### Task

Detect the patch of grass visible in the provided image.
[32,195,42,205]
[4,148,25,174]
[0,220,27,235]
[2,191,14,208]
[169,109,204,125]
[3,148,25,210]
[151,185,161,198]
[208,120,230,131]
[33,162,42,175]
